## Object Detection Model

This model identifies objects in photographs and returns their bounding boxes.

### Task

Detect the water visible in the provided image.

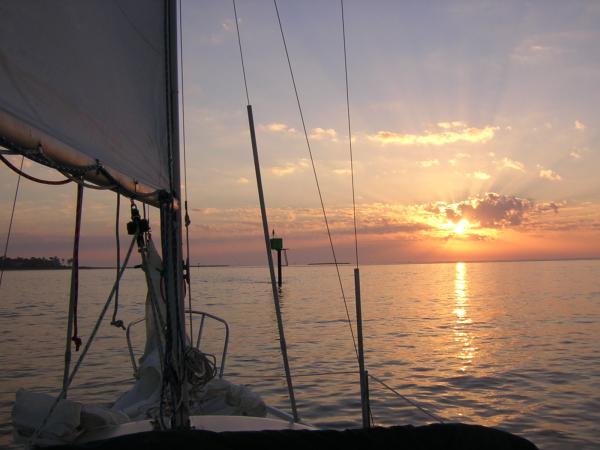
[1,260,599,449]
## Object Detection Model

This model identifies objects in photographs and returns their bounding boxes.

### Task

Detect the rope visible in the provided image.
[111,193,125,330]
[0,154,71,185]
[62,182,84,399]
[185,347,217,386]
[368,373,445,424]
[0,156,24,288]
[340,0,359,269]
[178,0,194,341]
[30,234,139,446]
[71,183,84,352]
[273,0,359,361]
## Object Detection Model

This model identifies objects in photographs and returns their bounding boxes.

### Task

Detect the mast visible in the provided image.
[160,0,189,429]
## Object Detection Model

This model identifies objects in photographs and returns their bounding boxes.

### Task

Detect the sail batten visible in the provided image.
[0,0,171,195]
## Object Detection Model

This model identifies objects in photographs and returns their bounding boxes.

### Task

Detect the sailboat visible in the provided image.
[1,1,538,448]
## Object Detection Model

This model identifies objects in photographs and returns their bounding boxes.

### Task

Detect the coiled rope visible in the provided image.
[185,347,217,386]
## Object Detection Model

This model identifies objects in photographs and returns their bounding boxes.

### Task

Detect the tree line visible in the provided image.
[0,256,70,270]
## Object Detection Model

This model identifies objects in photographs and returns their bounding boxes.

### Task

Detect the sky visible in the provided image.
[1,0,600,266]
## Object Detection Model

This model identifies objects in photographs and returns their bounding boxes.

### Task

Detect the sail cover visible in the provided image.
[0,0,171,193]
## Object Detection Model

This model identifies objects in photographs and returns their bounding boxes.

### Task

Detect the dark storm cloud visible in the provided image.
[444,193,549,228]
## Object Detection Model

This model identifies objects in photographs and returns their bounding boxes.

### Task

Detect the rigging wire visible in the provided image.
[233,0,299,422]
[273,0,359,361]
[341,0,359,269]
[368,373,445,424]
[233,0,250,105]
[340,0,373,427]
[0,156,24,288]
[178,0,193,340]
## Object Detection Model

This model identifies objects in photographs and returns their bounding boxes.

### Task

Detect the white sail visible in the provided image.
[0,0,171,193]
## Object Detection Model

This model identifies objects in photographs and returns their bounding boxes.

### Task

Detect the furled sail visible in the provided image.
[0,0,171,198]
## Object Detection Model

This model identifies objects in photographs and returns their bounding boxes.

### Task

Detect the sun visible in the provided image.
[452,218,470,235]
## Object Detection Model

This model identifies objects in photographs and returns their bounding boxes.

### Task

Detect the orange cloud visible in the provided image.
[179,197,600,264]
[270,159,309,177]
[538,167,562,181]
[471,171,491,180]
[570,149,582,159]
[367,123,498,146]
[309,127,338,142]
[500,157,525,172]
[262,122,297,134]
[418,159,440,168]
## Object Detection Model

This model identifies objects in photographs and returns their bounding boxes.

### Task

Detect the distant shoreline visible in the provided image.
[308,262,350,265]
[1,266,114,271]
[4,256,600,270]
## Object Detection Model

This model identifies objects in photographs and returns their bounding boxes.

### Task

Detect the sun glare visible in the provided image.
[452,219,470,235]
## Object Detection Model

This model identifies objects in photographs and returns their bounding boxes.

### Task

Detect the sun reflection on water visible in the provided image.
[453,262,476,371]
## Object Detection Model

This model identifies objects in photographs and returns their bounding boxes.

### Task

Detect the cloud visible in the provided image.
[181,197,600,262]
[272,165,297,177]
[201,19,236,45]
[367,123,498,146]
[455,152,471,159]
[261,122,297,134]
[500,157,525,172]
[261,124,338,142]
[471,171,491,180]
[511,40,561,63]
[221,18,236,32]
[418,159,440,168]
[236,177,249,184]
[538,167,562,181]
[437,121,466,129]
[309,127,338,142]
[193,207,221,215]
[443,193,534,228]
[570,149,582,159]
[332,168,351,175]
[574,120,586,130]
[271,159,309,177]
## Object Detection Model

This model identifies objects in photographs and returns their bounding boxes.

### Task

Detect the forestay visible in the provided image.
[0,0,171,194]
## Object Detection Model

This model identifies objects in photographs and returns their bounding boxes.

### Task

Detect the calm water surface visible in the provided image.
[1,260,599,449]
